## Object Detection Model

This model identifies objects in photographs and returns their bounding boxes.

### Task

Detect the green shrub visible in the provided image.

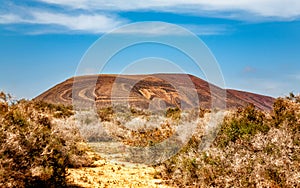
[215,104,269,148]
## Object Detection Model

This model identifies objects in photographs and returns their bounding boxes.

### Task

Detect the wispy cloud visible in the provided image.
[1,0,299,35]
[36,0,300,21]
[0,14,23,24]
[30,11,125,33]
[0,8,126,34]
[109,22,231,36]
[0,6,230,35]
[183,24,233,35]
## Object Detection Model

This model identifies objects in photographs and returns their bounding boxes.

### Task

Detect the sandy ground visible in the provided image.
[67,153,171,188]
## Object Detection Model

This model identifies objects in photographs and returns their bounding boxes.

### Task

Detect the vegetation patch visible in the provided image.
[0,92,92,188]
[155,94,300,187]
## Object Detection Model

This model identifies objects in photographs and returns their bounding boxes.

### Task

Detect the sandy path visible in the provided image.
[67,155,171,188]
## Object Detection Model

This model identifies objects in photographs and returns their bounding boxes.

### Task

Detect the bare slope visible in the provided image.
[35,74,274,111]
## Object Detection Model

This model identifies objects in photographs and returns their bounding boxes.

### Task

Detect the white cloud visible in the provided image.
[0,10,229,35]
[111,22,229,36]
[30,12,125,33]
[111,22,184,36]
[0,14,24,24]
[0,10,126,34]
[36,0,300,20]
[183,24,232,35]
[2,0,299,34]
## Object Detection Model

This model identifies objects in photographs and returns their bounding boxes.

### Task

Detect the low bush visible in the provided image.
[215,104,269,148]
[156,96,300,187]
[165,107,181,121]
[97,107,114,122]
[0,93,92,188]
[33,100,74,118]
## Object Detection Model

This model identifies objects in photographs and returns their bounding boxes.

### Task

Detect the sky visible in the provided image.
[0,0,300,99]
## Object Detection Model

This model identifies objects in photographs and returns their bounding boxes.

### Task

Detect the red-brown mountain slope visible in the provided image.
[35,74,274,111]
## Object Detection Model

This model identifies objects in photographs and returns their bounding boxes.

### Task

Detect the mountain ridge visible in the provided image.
[35,74,274,111]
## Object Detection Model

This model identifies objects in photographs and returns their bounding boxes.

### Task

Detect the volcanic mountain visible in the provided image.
[35,74,274,111]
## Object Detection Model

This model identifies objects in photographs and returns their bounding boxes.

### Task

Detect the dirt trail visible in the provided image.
[67,154,171,188]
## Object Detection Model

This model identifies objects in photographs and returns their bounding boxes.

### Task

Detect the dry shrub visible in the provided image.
[156,96,300,187]
[33,100,74,118]
[0,93,92,188]
[165,107,181,121]
[98,107,114,122]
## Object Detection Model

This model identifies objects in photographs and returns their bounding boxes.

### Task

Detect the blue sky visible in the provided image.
[0,0,300,99]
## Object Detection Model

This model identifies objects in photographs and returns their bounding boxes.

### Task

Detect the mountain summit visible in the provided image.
[35,74,274,111]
